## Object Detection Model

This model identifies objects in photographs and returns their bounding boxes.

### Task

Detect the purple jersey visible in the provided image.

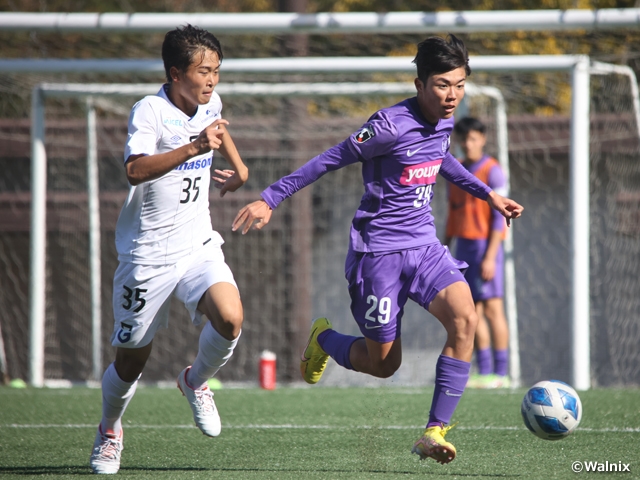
[261,97,492,253]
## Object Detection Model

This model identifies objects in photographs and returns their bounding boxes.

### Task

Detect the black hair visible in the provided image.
[162,24,223,83]
[454,117,486,136]
[413,34,471,83]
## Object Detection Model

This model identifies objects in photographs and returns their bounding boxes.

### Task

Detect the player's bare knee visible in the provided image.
[114,356,145,382]
[451,311,478,345]
[216,310,243,340]
[484,300,506,325]
[376,363,400,379]
[114,344,151,381]
[226,319,243,340]
[371,357,401,378]
[467,310,479,332]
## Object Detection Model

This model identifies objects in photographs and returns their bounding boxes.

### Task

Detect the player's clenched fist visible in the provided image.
[192,118,229,155]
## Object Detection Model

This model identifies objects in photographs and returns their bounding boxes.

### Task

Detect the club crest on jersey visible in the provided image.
[354,126,375,144]
[442,135,451,153]
[400,160,442,186]
[203,111,217,123]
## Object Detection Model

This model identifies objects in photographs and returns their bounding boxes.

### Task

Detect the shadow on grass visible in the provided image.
[205,467,521,477]
[0,466,209,476]
[0,465,521,477]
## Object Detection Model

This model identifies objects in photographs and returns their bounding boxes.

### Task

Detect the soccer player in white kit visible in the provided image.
[90,25,248,474]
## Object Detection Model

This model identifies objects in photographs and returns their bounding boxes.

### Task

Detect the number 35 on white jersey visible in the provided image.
[116,85,224,266]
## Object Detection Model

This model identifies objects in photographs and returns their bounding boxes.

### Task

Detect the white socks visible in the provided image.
[187,322,240,389]
[100,362,139,435]
[99,323,239,434]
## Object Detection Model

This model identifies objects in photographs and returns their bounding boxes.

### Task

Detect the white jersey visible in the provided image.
[116,84,224,265]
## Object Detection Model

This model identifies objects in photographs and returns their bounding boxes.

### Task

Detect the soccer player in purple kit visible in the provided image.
[445,117,511,389]
[233,34,523,464]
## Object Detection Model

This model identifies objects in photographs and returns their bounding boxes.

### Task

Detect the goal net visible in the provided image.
[0,60,638,388]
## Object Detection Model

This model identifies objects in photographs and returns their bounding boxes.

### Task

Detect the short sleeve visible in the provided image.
[487,162,508,196]
[124,99,160,162]
[347,111,398,162]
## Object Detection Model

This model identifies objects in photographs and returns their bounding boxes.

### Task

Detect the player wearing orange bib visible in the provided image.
[445,117,510,389]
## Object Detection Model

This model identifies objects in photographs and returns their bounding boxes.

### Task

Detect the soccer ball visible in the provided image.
[521,380,582,440]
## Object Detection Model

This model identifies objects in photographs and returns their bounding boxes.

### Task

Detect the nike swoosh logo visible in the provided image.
[364,323,383,330]
[445,390,462,397]
[406,147,423,157]
[300,327,318,362]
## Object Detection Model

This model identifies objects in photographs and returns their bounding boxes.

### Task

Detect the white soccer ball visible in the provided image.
[521,380,582,440]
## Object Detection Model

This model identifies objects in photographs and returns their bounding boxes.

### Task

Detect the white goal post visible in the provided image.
[27,55,640,390]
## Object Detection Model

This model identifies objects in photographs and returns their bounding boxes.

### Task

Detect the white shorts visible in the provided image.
[110,243,237,348]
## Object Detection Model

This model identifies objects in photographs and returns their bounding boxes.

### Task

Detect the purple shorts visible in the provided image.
[345,243,468,343]
[455,238,504,302]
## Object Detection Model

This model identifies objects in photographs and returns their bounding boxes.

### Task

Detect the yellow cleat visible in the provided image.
[300,317,333,384]
[411,424,457,464]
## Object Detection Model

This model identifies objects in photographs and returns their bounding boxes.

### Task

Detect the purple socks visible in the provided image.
[427,355,470,427]
[493,349,508,377]
[476,347,508,376]
[317,330,361,371]
[476,347,493,375]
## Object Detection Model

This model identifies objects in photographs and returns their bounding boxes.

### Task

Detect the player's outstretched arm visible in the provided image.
[486,191,524,227]
[230,138,360,233]
[210,122,248,197]
[232,200,273,235]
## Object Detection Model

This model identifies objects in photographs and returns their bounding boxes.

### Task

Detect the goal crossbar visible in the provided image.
[1,54,592,74]
[2,9,640,34]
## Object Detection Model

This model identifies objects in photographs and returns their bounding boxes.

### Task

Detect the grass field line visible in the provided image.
[3,423,639,433]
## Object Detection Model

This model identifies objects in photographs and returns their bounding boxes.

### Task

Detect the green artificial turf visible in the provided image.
[0,386,638,478]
